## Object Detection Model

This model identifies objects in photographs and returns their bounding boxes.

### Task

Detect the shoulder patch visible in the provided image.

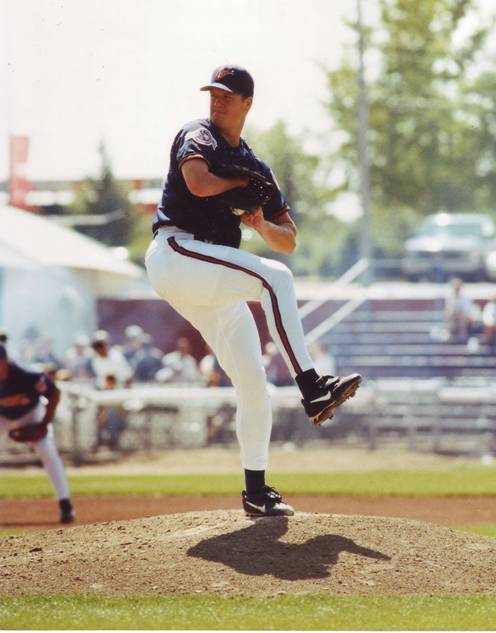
[185,127,218,150]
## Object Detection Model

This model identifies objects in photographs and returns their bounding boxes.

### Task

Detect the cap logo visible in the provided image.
[215,67,235,81]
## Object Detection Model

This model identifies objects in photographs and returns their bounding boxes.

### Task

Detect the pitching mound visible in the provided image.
[2,511,496,597]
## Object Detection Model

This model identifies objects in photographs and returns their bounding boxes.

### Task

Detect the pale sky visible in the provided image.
[1,0,358,182]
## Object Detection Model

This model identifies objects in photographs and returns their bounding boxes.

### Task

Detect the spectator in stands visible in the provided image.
[155,336,201,384]
[262,342,292,387]
[90,330,133,389]
[133,334,164,382]
[32,337,61,370]
[206,401,236,444]
[481,294,496,347]
[96,374,127,451]
[17,325,41,365]
[122,325,145,366]
[63,334,94,382]
[200,345,231,387]
[445,278,474,341]
[199,346,234,442]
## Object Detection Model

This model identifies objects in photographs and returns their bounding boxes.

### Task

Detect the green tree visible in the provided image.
[465,70,496,208]
[127,212,152,265]
[324,0,495,256]
[68,142,133,247]
[245,121,353,276]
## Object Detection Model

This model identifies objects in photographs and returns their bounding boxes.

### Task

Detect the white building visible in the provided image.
[0,205,146,355]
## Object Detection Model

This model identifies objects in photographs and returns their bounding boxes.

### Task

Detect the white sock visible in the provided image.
[32,430,70,500]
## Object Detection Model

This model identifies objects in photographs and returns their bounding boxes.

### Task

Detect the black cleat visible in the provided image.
[59,498,75,524]
[242,486,294,517]
[302,373,362,426]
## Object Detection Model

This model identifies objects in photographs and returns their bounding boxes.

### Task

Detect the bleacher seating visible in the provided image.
[320,299,496,379]
[302,296,496,454]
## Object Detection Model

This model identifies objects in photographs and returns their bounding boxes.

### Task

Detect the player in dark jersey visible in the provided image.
[0,345,74,523]
[146,65,362,517]
[153,119,287,247]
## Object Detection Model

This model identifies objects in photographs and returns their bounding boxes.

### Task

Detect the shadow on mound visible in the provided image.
[187,516,391,580]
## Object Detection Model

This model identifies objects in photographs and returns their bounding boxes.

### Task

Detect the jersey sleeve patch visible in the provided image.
[184,127,218,150]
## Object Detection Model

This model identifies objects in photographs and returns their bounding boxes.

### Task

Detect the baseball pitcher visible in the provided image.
[146,65,362,517]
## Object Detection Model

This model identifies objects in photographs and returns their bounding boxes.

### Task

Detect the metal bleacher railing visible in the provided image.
[345,377,496,456]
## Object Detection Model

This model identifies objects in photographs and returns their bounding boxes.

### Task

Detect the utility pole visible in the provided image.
[356,0,372,283]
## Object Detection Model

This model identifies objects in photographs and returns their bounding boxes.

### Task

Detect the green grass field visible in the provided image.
[2,467,496,630]
[2,465,496,498]
[2,594,496,630]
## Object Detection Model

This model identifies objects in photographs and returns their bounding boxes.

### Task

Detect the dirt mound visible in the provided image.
[2,511,496,597]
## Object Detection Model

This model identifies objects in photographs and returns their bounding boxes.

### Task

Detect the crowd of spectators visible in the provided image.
[0,325,214,389]
[0,324,331,391]
[443,278,496,348]
[0,325,334,452]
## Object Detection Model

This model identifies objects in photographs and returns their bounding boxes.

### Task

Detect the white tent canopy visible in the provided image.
[0,205,143,279]
[0,206,148,354]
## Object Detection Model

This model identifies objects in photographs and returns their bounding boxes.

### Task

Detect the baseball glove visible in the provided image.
[8,423,48,443]
[210,163,274,214]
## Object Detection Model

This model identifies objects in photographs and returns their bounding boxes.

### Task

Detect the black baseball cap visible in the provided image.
[200,65,254,98]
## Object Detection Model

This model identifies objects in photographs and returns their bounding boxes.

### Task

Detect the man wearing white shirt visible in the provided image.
[481,295,496,346]
[445,278,474,340]
[90,331,133,389]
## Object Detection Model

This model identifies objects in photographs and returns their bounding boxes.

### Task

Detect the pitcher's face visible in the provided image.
[209,88,252,129]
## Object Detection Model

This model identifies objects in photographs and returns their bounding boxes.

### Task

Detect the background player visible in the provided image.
[145,65,362,517]
[0,344,74,523]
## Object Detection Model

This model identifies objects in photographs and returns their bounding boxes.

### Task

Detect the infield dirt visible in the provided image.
[2,510,496,597]
[3,494,496,530]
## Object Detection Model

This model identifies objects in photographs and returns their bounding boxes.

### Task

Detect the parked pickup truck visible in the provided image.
[402,212,496,281]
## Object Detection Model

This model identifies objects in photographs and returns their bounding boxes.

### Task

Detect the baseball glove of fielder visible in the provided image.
[8,423,48,443]
[210,163,274,214]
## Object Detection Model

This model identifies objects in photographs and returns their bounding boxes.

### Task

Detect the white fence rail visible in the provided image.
[1,378,495,464]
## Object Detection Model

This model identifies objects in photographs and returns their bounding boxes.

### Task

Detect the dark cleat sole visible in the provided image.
[310,376,362,426]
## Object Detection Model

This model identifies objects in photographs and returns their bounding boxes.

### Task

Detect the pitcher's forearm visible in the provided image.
[258,222,297,254]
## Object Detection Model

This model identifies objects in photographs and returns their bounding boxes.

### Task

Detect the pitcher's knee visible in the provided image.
[235,364,268,395]
[264,260,293,290]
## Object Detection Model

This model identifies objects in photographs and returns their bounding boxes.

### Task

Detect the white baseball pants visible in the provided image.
[0,403,70,499]
[145,228,314,470]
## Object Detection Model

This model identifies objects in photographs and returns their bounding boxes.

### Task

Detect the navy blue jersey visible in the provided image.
[0,363,56,420]
[152,118,290,248]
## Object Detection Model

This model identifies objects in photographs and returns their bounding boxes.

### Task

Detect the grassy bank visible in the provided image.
[1,467,496,498]
[2,594,496,630]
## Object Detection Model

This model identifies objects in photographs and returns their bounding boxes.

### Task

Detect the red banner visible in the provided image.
[8,135,31,209]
